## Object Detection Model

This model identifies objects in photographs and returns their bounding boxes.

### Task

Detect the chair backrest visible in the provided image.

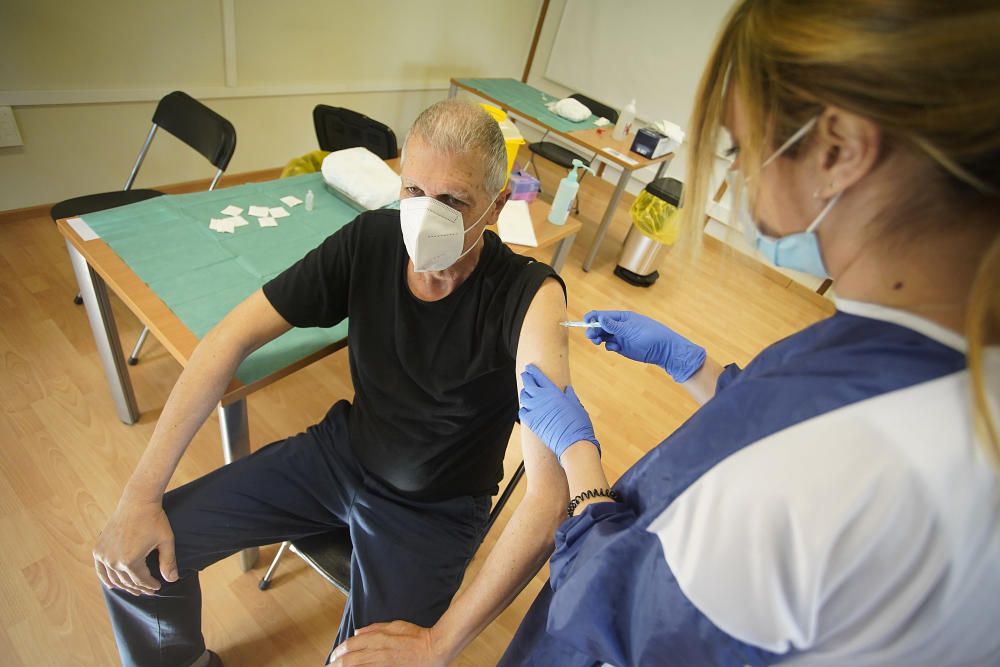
[570,93,619,124]
[152,91,238,171]
[313,105,398,159]
[125,91,237,192]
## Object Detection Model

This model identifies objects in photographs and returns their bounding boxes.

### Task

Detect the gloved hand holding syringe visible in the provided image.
[560,311,706,383]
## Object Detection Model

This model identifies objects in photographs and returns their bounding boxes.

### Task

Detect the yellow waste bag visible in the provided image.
[630,190,681,245]
[280,149,330,179]
[479,104,524,188]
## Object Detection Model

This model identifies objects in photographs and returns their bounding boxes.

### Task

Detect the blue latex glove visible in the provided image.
[584,309,706,383]
[518,364,600,461]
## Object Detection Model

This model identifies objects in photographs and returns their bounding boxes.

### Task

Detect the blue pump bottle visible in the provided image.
[548,159,596,225]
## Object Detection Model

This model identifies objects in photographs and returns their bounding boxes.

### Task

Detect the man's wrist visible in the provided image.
[120,479,165,506]
[427,617,465,665]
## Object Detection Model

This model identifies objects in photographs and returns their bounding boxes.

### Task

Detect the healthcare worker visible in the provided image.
[501,1,1000,665]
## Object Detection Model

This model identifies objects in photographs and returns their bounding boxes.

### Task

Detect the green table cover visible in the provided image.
[81,173,362,385]
[457,78,602,133]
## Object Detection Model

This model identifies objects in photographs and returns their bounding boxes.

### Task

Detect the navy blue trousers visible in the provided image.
[103,401,491,666]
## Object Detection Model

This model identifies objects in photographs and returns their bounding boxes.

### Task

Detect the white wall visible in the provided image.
[516,0,734,197]
[0,0,543,210]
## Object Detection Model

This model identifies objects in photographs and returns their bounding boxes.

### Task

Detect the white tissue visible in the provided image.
[650,120,686,145]
[547,98,591,122]
[321,147,402,210]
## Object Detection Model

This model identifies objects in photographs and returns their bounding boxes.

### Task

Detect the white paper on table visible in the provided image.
[258,217,278,228]
[248,205,270,218]
[67,216,100,241]
[496,200,538,247]
[221,205,243,216]
[602,147,640,166]
[225,216,249,227]
[269,207,290,219]
[210,218,236,233]
[280,196,302,207]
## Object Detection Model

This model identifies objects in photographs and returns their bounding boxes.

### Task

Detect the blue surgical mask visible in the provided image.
[730,117,841,278]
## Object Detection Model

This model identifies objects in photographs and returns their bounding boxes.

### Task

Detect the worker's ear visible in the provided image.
[812,107,882,198]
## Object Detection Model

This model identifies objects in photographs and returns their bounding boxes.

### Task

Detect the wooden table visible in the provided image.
[58,176,578,569]
[489,197,581,272]
[450,77,675,271]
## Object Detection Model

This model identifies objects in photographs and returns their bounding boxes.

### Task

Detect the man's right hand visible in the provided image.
[93,500,178,596]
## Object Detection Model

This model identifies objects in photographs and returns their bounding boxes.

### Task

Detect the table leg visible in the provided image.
[218,399,258,571]
[65,239,140,424]
[582,169,631,272]
[448,82,457,98]
[549,233,576,273]
[654,156,673,180]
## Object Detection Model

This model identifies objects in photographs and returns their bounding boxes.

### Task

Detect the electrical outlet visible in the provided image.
[0,106,24,147]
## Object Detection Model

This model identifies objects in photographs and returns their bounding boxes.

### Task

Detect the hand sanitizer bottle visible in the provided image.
[548,159,596,225]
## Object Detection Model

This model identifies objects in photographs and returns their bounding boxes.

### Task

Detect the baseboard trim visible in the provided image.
[0,167,284,224]
[0,203,51,225]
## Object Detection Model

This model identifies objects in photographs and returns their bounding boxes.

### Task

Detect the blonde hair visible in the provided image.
[401,99,507,195]
[680,1,1000,460]
[968,237,1000,465]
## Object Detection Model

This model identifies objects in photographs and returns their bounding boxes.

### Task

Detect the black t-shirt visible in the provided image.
[263,209,564,501]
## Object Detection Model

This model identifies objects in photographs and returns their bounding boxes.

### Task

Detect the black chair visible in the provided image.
[313,105,398,159]
[529,93,619,207]
[52,91,237,364]
[259,461,526,593]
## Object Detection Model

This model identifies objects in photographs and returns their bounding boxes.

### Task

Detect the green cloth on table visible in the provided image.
[81,173,360,385]
[457,78,602,133]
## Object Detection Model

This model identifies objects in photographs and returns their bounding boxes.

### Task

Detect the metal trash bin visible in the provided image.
[614,177,683,287]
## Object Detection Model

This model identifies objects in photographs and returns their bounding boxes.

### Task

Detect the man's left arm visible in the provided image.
[329,278,570,666]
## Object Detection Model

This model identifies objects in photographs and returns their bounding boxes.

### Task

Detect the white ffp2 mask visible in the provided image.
[399,195,496,272]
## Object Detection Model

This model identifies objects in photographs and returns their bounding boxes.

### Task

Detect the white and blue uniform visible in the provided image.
[501,300,1000,667]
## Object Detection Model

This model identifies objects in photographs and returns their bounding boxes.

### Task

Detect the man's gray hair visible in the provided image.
[401,99,508,195]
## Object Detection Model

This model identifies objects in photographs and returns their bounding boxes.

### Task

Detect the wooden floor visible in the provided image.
[0,157,834,666]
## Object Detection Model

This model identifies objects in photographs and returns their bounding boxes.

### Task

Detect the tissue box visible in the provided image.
[508,169,540,203]
[630,127,674,159]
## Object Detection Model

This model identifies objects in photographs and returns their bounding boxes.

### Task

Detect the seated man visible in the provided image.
[93,99,570,667]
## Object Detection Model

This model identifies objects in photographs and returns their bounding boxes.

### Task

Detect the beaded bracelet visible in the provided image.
[567,488,623,517]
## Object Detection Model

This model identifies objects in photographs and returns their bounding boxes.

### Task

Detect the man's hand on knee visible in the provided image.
[93,500,178,596]
[327,621,447,667]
